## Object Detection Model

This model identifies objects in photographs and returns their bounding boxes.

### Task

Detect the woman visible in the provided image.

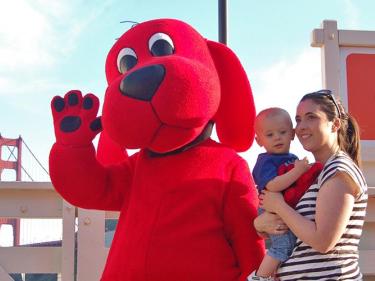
[254,90,368,280]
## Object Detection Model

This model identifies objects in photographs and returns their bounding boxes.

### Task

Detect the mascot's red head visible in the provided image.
[101,18,255,153]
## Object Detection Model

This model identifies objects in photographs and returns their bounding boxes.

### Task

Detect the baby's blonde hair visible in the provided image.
[255,107,293,135]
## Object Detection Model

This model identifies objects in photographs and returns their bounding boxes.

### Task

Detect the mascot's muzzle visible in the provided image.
[120,64,165,101]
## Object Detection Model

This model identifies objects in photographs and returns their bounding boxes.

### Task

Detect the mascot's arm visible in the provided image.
[49,90,134,210]
[223,158,265,280]
[49,143,135,211]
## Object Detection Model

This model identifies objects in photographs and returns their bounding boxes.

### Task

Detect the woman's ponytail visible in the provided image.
[338,113,361,167]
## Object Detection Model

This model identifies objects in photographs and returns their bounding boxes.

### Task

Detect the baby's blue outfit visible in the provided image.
[253,153,297,262]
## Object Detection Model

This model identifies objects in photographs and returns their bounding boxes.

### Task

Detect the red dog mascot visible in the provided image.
[49,19,264,281]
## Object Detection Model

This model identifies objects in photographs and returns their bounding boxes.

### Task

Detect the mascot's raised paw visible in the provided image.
[51,90,102,146]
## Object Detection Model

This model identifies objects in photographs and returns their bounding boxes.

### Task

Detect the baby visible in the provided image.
[249,107,321,281]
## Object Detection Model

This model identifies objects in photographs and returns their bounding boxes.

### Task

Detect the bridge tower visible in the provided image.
[0,134,22,246]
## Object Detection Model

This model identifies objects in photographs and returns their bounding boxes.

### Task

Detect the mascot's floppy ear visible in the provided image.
[207,40,256,152]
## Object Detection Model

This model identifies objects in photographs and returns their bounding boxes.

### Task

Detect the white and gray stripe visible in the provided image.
[277,151,368,281]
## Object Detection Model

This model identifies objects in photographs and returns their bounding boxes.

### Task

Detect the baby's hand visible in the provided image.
[294,157,310,174]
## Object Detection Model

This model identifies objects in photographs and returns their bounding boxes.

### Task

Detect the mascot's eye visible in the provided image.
[117,48,138,74]
[148,33,174,57]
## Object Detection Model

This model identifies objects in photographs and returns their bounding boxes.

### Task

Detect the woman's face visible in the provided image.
[295,99,338,155]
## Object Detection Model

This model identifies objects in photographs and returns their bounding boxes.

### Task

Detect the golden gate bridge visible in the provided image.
[1,134,51,249]
[0,134,50,182]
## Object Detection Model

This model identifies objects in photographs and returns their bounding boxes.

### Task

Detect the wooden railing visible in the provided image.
[0,182,374,281]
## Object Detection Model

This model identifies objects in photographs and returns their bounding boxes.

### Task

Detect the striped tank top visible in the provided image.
[277,151,368,280]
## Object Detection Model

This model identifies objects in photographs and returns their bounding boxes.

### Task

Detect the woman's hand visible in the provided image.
[259,190,286,213]
[254,211,288,235]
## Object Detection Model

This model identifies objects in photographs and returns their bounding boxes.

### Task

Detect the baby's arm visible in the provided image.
[266,157,310,192]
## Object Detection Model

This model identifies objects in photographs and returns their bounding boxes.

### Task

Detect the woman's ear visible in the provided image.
[292,128,296,140]
[332,118,341,132]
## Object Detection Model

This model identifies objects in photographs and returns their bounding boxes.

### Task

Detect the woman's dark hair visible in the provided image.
[300,90,361,166]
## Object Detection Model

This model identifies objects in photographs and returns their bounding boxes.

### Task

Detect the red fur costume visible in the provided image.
[49,19,265,281]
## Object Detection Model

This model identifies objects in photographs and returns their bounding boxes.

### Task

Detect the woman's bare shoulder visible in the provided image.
[320,171,361,198]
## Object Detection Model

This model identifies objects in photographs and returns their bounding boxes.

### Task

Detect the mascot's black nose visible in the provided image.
[120,64,165,101]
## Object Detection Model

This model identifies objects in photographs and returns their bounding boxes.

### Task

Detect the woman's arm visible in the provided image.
[260,171,360,253]
[253,211,288,237]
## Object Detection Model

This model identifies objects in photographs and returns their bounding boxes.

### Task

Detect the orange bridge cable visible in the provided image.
[21,139,49,176]
[5,145,17,161]
[4,145,34,181]
[5,146,16,161]
[1,139,18,162]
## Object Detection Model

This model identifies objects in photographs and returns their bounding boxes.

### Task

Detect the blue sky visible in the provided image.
[1,0,375,181]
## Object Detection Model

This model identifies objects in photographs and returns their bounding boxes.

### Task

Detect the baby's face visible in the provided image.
[256,114,294,154]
